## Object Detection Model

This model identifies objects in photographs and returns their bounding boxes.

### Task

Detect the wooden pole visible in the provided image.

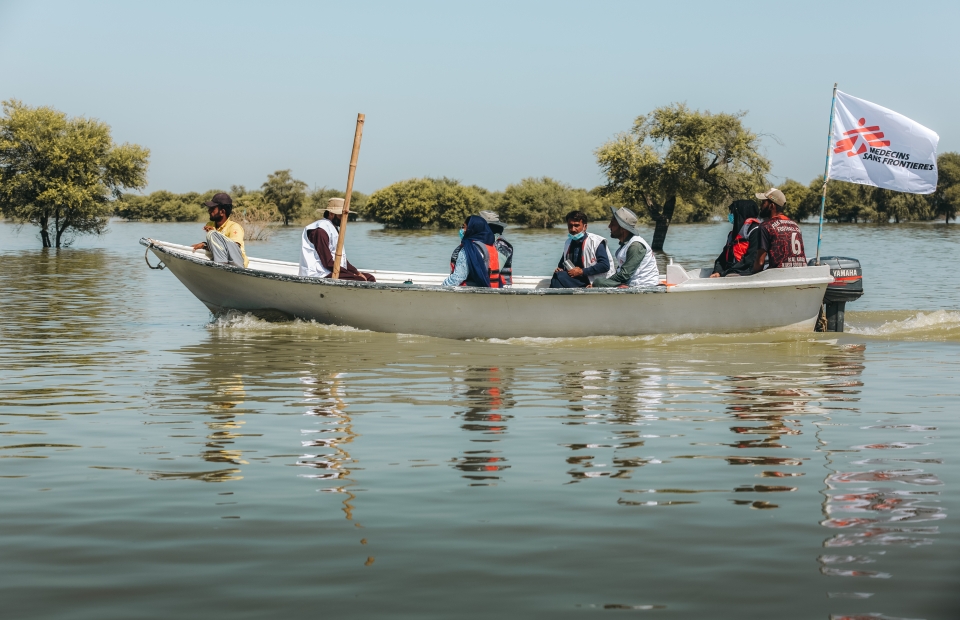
[331,113,365,279]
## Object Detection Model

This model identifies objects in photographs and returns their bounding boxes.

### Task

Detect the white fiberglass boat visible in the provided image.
[141,238,834,340]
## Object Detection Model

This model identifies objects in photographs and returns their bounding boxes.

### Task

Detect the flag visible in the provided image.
[829,90,939,194]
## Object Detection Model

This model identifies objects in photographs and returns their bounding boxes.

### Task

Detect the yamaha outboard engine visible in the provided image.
[809,256,864,332]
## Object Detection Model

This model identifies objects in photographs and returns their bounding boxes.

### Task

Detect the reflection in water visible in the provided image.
[147,373,251,482]
[120,322,953,614]
[299,371,361,521]
[451,366,513,485]
[556,365,663,482]
[4,222,960,617]
[0,250,145,427]
[813,345,947,616]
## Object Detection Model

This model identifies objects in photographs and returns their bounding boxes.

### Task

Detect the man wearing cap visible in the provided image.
[191,192,248,268]
[753,188,807,271]
[450,210,514,286]
[299,197,376,282]
[589,207,660,288]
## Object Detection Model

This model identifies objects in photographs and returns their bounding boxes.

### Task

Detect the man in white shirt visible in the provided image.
[299,198,375,281]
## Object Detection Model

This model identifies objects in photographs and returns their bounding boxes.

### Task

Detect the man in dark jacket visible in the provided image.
[550,210,614,288]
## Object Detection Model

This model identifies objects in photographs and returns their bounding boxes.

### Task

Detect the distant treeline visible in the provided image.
[115,170,369,225]
[781,151,960,223]
[6,100,958,252]
[116,174,718,228]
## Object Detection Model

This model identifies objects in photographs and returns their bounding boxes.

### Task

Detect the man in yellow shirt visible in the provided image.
[191,192,248,268]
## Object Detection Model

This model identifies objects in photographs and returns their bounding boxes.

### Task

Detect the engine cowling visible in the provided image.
[809,256,864,332]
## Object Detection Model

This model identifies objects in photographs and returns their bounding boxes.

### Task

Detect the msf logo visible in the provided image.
[834,117,891,157]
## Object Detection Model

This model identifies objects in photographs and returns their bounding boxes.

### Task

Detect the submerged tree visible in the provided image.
[115,190,206,222]
[366,177,486,229]
[262,169,308,226]
[497,177,606,228]
[595,103,769,250]
[308,186,369,221]
[0,100,150,247]
[931,152,960,223]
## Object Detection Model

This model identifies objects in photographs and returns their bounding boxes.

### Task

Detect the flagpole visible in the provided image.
[815,83,838,266]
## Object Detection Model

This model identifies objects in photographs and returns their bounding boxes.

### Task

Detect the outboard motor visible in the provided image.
[809,256,864,332]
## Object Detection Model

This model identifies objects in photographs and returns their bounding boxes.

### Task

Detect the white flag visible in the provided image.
[829,90,939,194]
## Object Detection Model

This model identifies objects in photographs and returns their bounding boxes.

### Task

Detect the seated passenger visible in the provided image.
[589,207,660,288]
[299,198,376,281]
[550,210,614,288]
[443,216,502,288]
[481,210,514,286]
[451,211,514,286]
[710,199,761,278]
[191,192,248,268]
[753,188,807,271]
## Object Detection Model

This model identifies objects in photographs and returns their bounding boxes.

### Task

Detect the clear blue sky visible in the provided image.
[1,0,956,195]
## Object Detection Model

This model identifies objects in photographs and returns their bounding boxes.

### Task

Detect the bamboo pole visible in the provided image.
[814,83,838,266]
[331,113,365,279]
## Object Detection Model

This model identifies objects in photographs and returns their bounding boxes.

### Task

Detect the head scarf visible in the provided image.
[460,215,496,287]
[728,199,760,237]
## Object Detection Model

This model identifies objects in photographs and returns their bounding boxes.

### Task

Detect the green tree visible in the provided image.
[595,103,770,250]
[366,177,485,229]
[116,190,205,222]
[308,186,369,221]
[778,178,819,221]
[574,188,609,222]
[498,177,598,228]
[873,187,930,223]
[262,169,308,226]
[930,152,960,223]
[430,177,488,228]
[818,180,877,223]
[468,184,503,212]
[0,100,149,247]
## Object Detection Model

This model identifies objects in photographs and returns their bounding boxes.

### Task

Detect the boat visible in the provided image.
[141,237,835,340]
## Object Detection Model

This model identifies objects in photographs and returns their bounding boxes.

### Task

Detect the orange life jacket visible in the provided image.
[726,218,760,263]
[450,241,502,288]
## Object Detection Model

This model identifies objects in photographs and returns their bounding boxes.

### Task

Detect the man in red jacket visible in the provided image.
[753,188,807,272]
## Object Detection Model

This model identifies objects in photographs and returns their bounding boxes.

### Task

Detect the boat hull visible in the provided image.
[144,240,830,340]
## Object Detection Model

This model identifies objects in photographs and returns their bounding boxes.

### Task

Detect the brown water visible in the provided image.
[1,221,959,619]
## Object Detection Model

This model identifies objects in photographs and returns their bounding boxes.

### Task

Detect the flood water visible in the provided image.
[2,220,959,619]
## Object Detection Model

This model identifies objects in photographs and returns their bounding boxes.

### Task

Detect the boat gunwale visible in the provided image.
[140,237,832,296]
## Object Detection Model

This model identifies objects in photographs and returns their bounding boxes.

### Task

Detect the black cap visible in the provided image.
[204,192,233,208]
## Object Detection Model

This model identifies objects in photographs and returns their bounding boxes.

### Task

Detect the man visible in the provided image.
[549,210,614,288]
[299,197,376,281]
[191,192,248,268]
[450,210,513,286]
[589,207,660,288]
[753,188,807,272]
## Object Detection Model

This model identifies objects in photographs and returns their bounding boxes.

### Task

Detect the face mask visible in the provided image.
[728,213,735,224]
[458,229,465,240]
[568,231,585,241]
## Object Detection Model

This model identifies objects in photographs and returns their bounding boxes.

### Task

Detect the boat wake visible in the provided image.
[846,310,960,341]
[480,332,838,348]
[207,311,366,334]
[203,310,960,344]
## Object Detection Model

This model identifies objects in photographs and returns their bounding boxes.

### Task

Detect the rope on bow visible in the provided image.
[144,246,166,270]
